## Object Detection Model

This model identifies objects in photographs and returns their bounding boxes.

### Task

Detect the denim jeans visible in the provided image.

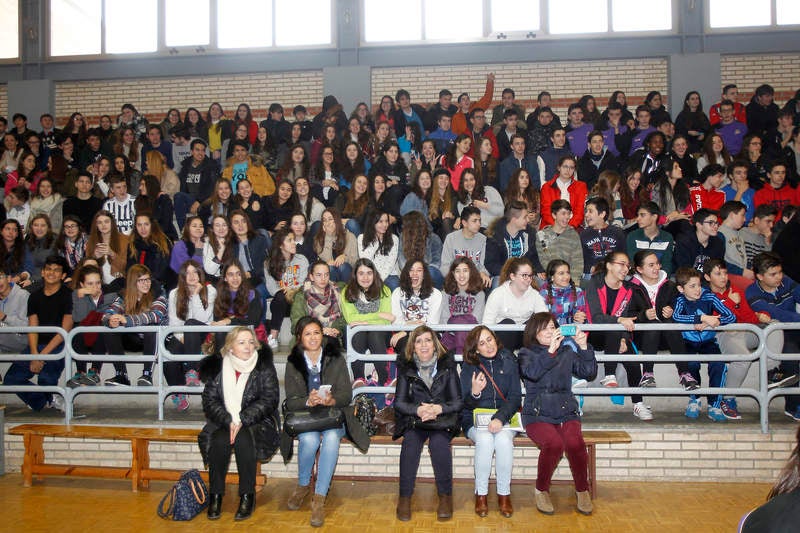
[467,426,515,496]
[3,343,65,411]
[297,425,346,496]
[329,262,353,283]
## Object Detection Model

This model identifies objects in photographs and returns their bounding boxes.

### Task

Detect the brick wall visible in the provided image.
[0,84,7,118]
[371,58,669,121]
[4,425,794,483]
[721,54,800,103]
[53,70,324,127]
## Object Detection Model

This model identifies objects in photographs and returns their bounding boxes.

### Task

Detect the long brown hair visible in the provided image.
[429,170,454,222]
[442,256,483,295]
[267,228,293,281]
[344,258,384,303]
[463,326,503,365]
[313,207,347,258]
[768,426,800,499]
[341,174,370,217]
[127,214,171,258]
[214,260,252,319]
[400,211,430,265]
[206,215,234,266]
[113,126,139,165]
[504,168,539,215]
[123,264,155,315]
[86,210,125,260]
[175,260,209,320]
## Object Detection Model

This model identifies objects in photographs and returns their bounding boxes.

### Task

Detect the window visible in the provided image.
[424,0,483,40]
[105,0,158,54]
[274,0,332,46]
[50,0,102,56]
[549,0,607,34]
[490,0,541,33]
[612,0,672,31]
[709,0,770,28]
[165,0,210,47]
[217,0,272,49]
[777,0,800,25]
[0,0,19,59]
[363,0,421,42]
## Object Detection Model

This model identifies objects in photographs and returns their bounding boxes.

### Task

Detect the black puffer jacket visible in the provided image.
[280,340,370,462]
[197,347,281,465]
[518,341,597,426]
[393,351,463,439]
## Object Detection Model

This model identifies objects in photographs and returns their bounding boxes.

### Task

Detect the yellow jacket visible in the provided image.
[221,155,275,197]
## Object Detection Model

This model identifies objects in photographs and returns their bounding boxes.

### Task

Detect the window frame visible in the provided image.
[46,0,336,61]
[0,0,21,62]
[704,0,800,32]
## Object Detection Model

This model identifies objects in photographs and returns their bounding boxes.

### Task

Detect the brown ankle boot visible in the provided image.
[310,494,325,527]
[498,494,514,517]
[396,495,412,521]
[437,493,453,521]
[475,494,488,517]
[287,484,310,510]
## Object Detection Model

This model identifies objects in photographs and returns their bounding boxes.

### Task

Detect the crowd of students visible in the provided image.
[1,81,800,522]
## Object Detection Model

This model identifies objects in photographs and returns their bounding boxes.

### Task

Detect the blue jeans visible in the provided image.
[297,425,346,496]
[329,262,353,283]
[345,218,362,237]
[3,344,65,411]
[467,426,515,496]
[686,339,726,407]
[173,191,195,230]
[429,266,444,290]
[384,275,400,292]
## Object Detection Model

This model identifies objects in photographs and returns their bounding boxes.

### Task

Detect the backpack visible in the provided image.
[352,393,378,437]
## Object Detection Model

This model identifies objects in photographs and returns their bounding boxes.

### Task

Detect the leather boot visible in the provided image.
[234,493,255,521]
[287,484,311,510]
[396,495,412,521]
[474,494,488,517]
[576,490,593,515]
[207,493,223,520]
[437,493,453,521]
[310,494,325,527]
[498,494,514,518]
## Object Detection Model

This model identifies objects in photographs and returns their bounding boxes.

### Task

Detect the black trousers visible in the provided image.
[635,329,690,375]
[351,330,391,383]
[163,319,205,386]
[102,331,157,374]
[207,426,257,495]
[268,290,290,331]
[601,332,642,403]
[71,333,106,374]
[399,428,453,497]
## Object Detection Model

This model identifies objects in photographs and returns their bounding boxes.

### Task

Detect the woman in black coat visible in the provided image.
[394,325,463,523]
[518,312,597,516]
[198,326,280,521]
[281,316,369,527]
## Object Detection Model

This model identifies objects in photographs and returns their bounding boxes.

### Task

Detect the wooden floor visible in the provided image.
[0,473,767,532]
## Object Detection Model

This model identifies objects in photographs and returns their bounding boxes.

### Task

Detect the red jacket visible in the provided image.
[713,285,767,324]
[686,185,725,215]
[753,184,797,219]
[709,101,746,125]
[540,177,588,229]
[466,127,500,160]
[451,78,495,136]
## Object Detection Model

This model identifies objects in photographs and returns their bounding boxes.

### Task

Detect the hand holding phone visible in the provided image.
[318,384,332,399]
[560,325,577,337]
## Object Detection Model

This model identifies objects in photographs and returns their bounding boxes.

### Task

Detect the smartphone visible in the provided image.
[318,384,332,398]
[560,325,577,337]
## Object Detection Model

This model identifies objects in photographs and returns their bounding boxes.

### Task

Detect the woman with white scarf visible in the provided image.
[199,326,280,521]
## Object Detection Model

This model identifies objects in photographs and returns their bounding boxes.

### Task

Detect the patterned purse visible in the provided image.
[157,469,209,521]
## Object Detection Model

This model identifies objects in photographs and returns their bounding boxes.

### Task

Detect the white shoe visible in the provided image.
[267,334,279,350]
[633,402,653,421]
[50,394,66,412]
[572,376,588,388]
[600,375,618,387]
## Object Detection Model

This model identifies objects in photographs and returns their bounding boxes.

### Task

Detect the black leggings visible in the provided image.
[602,332,642,404]
[636,329,689,375]
[350,330,391,384]
[103,331,157,375]
[269,291,290,332]
[71,333,106,374]
[163,319,205,386]
[208,426,257,495]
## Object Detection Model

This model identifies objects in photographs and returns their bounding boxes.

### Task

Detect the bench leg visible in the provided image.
[21,434,44,487]
[586,444,596,498]
[131,439,150,492]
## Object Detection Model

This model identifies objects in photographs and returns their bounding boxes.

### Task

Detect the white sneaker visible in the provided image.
[267,334,279,350]
[572,376,588,388]
[633,402,653,421]
[600,375,618,387]
[50,394,66,412]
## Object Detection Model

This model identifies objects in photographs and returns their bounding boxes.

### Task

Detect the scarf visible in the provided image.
[222,351,258,425]
[306,282,341,327]
[64,233,88,270]
[414,354,437,390]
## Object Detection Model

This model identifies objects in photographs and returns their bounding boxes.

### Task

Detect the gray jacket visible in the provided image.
[0,284,30,350]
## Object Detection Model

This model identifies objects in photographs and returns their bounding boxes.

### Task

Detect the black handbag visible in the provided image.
[157,469,208,521]
[412,412,458,431]
[282,400,345,437]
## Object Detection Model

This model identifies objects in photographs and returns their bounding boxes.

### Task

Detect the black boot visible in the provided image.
[234,493,255,521]
[207,494,223,520]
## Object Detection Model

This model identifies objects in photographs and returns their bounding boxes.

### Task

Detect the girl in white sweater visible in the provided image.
[357,208,399,291]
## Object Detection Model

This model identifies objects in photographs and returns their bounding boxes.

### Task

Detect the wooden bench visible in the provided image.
[8,424,267,492]
[340,430,632,497]
[0,406,5,476]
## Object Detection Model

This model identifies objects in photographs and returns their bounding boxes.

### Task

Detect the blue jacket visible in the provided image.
[518,341,597,425]
[746,277,800,322]
[498,153,540,193]
[459,348,522,433]
[672,288,736,343]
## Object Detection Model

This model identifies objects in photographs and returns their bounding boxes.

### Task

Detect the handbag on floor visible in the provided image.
[157,469,209,521]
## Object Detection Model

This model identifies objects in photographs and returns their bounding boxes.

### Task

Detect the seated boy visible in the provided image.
[672,267,736,421]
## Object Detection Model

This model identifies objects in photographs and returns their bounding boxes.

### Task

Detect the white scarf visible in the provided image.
[222,351,258,425]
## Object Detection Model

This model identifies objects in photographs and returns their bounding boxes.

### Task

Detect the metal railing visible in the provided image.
[0,322,797,432]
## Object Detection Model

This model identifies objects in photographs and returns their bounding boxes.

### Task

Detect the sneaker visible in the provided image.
[600,375,618,388]
[172,394,190,412]
[572,376,588,388]
[633,402,654,421]
[66,372,85,388]
[267,334,279,350]
[106,374,131,386]
[720,399,742,420]
[185,369,201,387]
[679,373,700,391]
[80,370,101,386]
[49,394,66,412]
[708,406,727,422]
[685,398,701,419]
[784,409,800,422]
[767,369,799,390]
[137,373,153,386]
[639,373,657,388]
[352,378,366,390]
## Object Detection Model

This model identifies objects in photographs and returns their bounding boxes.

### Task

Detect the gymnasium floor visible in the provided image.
[0,473,766,532]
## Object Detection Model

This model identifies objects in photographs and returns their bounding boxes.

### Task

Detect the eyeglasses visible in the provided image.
[63,224,79,229]
[702,220,720,227]
[610,261,631,271]
[516,272,534,279]
[136,277,152,284]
